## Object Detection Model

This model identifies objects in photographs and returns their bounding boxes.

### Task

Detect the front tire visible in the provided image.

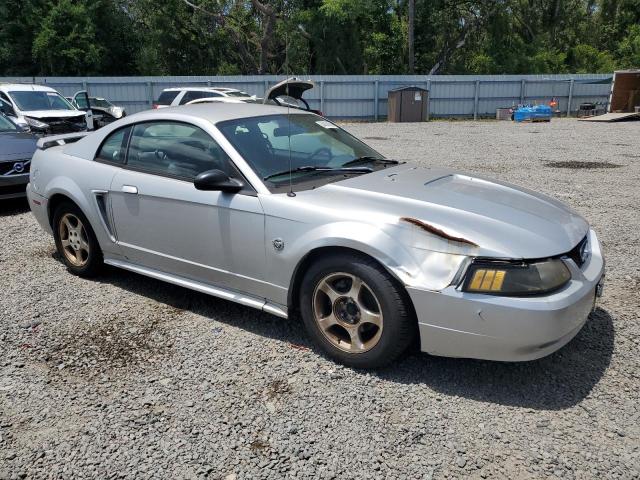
[53,202,103,277]
[299,253,415,369]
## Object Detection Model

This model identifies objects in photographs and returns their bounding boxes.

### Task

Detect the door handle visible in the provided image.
[121,185,138,194]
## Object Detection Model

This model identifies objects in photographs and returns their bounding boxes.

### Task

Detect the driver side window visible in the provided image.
[126,121,232,180]
[74,95,89,109]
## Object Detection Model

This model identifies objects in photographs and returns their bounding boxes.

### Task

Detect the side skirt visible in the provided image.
[104,258,288,319]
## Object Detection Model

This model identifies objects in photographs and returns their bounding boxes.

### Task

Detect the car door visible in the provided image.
[71,91,96,130]
[108,120,268,298]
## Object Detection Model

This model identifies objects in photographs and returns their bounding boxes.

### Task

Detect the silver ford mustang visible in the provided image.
[27,104,605,368]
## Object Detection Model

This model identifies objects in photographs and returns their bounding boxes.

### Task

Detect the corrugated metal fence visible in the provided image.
[0,74,612,120]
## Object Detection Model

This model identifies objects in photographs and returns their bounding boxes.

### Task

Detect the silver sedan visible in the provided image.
[26,104,605,368]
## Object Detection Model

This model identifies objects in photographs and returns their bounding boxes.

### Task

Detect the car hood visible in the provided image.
[0,131,37,161]
[21,110,85,120]
[297,164,588,259]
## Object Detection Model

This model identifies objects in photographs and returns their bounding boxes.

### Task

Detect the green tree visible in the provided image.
[1,0,639,76]
[617,24,640,68]
[32,0,105,75]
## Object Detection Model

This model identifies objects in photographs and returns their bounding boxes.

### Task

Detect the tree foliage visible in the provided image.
[0,0,638,76]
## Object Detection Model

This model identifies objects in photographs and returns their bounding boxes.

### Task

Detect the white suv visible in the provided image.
[0,83,87,134]
[152,87,253,109]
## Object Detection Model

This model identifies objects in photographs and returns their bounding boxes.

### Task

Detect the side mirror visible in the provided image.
[194,169,243,193]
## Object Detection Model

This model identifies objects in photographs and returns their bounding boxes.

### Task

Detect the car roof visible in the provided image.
[0,83,59,93]
[133,102,308,123]
[63,103,311,162]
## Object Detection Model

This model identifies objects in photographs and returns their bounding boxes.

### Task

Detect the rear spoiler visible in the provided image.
[36,132,90,150]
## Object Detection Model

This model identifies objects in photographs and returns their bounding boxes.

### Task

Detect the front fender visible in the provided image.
[265,218,467,306]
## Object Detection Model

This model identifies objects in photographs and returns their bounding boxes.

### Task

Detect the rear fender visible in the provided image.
[32,148,117,254]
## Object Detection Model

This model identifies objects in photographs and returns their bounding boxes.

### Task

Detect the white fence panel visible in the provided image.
[0,74,612,119]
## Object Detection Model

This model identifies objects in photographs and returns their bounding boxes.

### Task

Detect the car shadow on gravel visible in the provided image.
[98,267,613,411]
[377,307,614,411]
[98,267,311,345]
[0,197,29,216]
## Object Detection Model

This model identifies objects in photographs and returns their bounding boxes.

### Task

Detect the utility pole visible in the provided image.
[408,0,415,73]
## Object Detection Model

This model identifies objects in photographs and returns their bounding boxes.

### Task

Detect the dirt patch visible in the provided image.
[265,379,291,399]
[36,309,180,374]
[545,161,622,169]
[31,244,58,259]
[249,439,270,454]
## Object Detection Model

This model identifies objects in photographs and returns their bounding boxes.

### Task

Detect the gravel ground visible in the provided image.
[1,118,639,480]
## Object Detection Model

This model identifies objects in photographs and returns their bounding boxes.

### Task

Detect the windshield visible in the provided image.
[224,91,251,97]
[0,115,17,132]
[218,114,384,187]
[90,98,112,108]
[9,91,75,111]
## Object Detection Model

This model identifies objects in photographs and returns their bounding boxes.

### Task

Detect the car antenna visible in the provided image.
[285,13,295,198]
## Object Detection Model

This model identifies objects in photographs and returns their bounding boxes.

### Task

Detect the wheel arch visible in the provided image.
[286,245,414,315]
[46,191,104,251]
[48,192,79,228]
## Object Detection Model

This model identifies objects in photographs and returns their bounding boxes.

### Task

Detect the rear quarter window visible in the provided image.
[156,91,179,106]
[95,127,131,164]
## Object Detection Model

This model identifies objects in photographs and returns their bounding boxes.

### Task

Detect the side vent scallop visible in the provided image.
[93,191,116,241]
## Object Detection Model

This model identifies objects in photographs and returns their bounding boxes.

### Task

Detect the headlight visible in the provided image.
[24,116,49,130]
[462,259,571,295]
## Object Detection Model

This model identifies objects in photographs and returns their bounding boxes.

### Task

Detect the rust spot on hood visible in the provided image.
[400,217,479,247]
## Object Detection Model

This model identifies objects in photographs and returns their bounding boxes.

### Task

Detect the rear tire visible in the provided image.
[299,252,415,369]
[53,202,103,277]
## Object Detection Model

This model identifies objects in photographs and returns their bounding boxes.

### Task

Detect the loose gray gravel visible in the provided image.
[1,118,639,479]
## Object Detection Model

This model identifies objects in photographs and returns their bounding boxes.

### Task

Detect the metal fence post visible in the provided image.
[82,80,88,94]
[320,80,325,115]
[520,79,526,104]
[567,78,575,117]
[426,78,431,121]
[147,81,153,107]
[264,79,269,96]
[473,80,480,120]
[374,79,379,121]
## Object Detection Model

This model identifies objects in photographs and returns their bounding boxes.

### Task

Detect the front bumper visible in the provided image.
[409,229,605,361]
[0,173,29,199]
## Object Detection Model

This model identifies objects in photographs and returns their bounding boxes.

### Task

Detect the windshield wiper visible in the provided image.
[342,156,400,167]
[263,165,373,181]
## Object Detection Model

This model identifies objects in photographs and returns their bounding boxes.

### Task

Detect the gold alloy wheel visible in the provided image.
[312,272,383,353]
[58,213,90,267]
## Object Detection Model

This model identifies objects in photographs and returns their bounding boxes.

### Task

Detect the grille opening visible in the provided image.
[0,160,31,176]
[567,236,589,268]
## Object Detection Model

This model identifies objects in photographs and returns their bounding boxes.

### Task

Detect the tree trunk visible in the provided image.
[408,0,415,73]
[252,0,276,75]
